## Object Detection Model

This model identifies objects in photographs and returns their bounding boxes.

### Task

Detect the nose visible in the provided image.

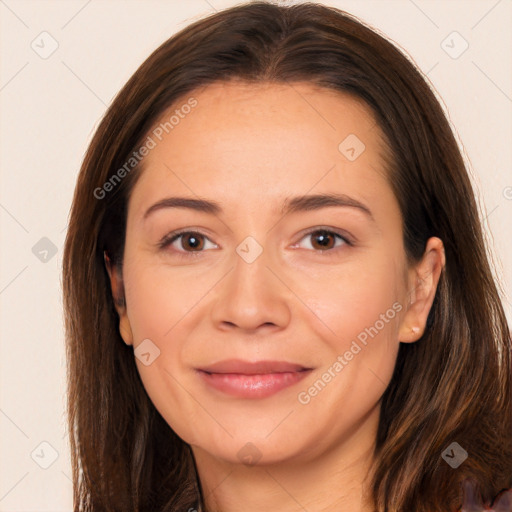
[210,245,292,333]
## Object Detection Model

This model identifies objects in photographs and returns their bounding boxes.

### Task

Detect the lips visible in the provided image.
[197,359,310,375]
[196,359,313,399]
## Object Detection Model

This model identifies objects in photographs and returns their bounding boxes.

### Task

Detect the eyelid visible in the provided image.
[158,229,219,253]
[291,226,353,250]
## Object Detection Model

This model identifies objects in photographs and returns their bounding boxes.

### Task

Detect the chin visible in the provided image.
[198,438,302,467]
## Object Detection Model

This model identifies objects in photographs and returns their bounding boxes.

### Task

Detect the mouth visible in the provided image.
[196,359,313,399]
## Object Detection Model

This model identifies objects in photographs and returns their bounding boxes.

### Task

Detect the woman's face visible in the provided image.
[112,81,428,466]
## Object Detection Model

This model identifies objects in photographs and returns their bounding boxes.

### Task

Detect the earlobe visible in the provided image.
[104,251,134,346]
[398,237,445,343]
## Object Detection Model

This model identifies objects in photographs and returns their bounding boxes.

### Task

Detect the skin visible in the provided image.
[107,81,445,512]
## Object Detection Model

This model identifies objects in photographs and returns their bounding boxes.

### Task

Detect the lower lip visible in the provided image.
[197,370,311,399]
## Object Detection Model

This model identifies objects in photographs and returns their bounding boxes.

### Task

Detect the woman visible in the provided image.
[62,2,512,511]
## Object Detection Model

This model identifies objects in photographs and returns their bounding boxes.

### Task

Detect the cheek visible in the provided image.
[122,258,213,342]
[297,255,403,344]
[120,260,218,442]
[293,256,404,403]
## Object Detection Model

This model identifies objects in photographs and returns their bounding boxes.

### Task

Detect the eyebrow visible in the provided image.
[143,193,374,220]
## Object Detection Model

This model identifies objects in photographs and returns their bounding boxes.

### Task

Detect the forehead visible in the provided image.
[128,80,392,219]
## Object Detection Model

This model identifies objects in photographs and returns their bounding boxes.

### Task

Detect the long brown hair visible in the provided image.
[62,2,512,510]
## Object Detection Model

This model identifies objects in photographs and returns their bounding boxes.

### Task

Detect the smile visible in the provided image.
[196,359,313,399]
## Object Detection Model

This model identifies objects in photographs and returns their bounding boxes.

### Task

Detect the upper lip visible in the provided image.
[197,359,312,375]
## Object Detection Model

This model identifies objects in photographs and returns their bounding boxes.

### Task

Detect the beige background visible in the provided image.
[1,0,510,509]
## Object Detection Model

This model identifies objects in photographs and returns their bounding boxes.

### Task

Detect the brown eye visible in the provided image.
[294,228,350,253]
[310,230,337,250]
[180,232,205,251]
[160,231,217,254]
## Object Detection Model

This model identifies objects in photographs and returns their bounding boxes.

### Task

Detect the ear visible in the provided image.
[398,237,445,343]
[104,251,134,346]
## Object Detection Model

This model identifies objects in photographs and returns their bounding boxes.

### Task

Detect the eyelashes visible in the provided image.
[158,227,353,258]
[293,228,351,252]
[159,230,217,254]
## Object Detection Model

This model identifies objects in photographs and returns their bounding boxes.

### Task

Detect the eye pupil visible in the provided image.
[183,233,204,251]
[312,231,335,250]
